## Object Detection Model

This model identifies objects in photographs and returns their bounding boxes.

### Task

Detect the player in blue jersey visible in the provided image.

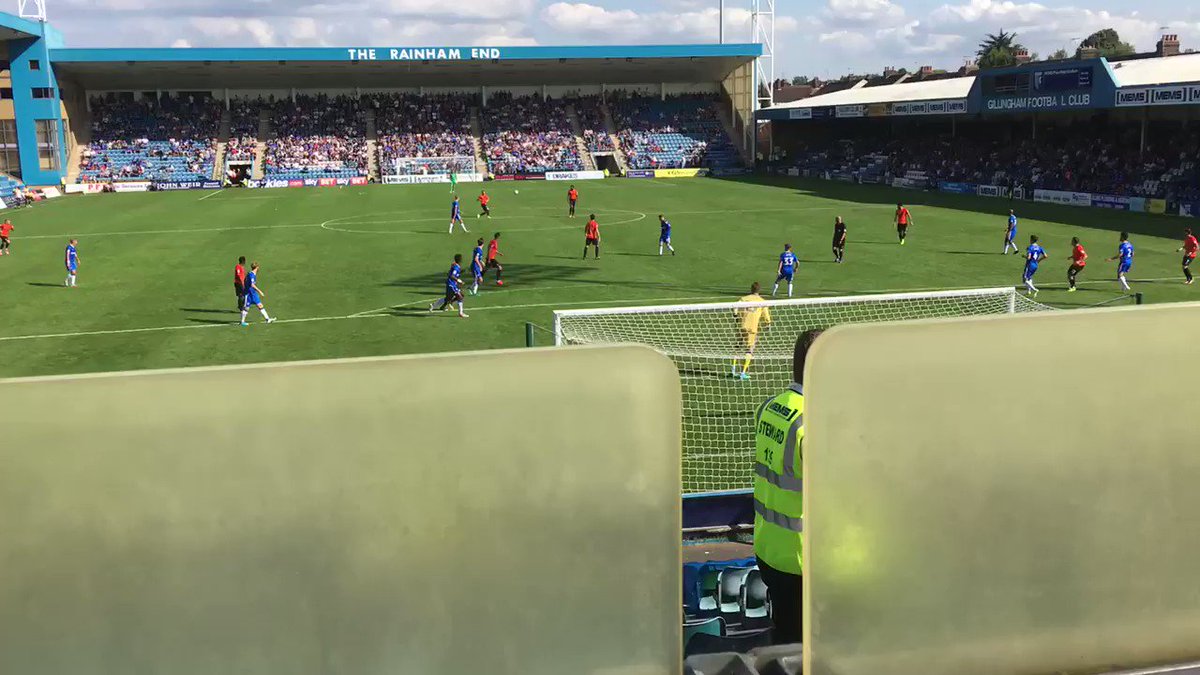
[448,195,468,234]
[772,244,798,298]
[430,254,469,318]
[658,214,676,256]
[1106,231,1134,292]
[63,239,79,287]
[239,262,277,326]
[1003,210,1020,255]
[470,238,485,295]
[1022,234,1047,296]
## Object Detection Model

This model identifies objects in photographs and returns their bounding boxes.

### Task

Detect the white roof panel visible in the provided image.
[773,76,974,109]
[1110,53,1200,87]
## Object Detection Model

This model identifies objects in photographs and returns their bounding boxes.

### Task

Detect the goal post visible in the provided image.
[553,287,1053,494]
[388,156,476,177]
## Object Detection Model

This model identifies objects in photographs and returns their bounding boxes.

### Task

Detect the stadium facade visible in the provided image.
[0,10,761,187]
[759,40,1200,216]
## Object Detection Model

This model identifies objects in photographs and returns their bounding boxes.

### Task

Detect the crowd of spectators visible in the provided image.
[371,93,476,175]
[574,95,615,152]
[225,99,262,163]
[264,94,366,177]
[612,93,736,169]
[80,95,220,182]
[782,119,1200,201]
[481,94,583,175]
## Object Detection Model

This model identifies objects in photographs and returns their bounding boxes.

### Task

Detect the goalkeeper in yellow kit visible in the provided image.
[732,282,772,380]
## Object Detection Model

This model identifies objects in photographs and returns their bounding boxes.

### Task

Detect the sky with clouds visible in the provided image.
[42,0,1200,79]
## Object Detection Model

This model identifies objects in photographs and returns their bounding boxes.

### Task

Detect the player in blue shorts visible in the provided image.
[470,238,485,295]
[430,254,469,318]
[1106,231,1134,292]
[448,195,468,234]
[658,214,675,256]
[1022,234,1047,296]
[772,243,797,298]
[240,262,277,326]
[63,238,79,287]
[1003,210,1020,255]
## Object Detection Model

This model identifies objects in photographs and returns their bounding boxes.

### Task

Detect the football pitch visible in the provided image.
[0,175,1193,380]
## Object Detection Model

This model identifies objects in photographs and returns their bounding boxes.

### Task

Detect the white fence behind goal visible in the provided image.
[554,287,1053,494]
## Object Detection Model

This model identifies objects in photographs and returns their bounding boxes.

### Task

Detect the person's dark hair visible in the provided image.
[453,253,462,263]
[493,232,501,239]
[1120,231,1129,241]
[794,329,824,383]
[1030,235,1038,243]
[589,213,596,220]
[238,256,246,264]
[750,282,761,294]
[477,238,485,246]
[1186,228,1193,236]
[1071,237,1079,245]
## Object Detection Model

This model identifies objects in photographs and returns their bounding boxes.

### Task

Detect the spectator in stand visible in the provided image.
[263,94,366,177]
[481,93,583,175]
[610,92,735,170]
[79,95,220,183]
[371,93,476,176]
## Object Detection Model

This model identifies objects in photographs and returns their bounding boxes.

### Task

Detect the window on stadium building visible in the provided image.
[32,87,55,99]
[35,119,59,172]
[28,59,39,71]
[0,88,12,100]
[0,119,21,178]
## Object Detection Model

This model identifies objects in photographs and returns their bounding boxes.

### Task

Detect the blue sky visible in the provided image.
[44,0,1200,79]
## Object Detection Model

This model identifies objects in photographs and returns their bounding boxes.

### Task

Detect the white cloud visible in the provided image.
[929,0,1200,56]
[824,0,905,26]
[542,2,798,43]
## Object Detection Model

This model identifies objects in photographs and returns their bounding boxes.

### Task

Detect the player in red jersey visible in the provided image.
[476,190,491,219]
[894,203,912,245]
[568,186,579,218]
[1066,237,1087,292]
[234,255,248,310]
[1177,227,1198,285]
[0,219,13,256]
[583,214,600,259]
[485,232,504,286]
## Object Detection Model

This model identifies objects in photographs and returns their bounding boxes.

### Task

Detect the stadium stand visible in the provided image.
[783,119,1200,200]
[371,93,476,176]
[78,95,220,182]
[612,93,740,170]
[480,93,583,175]
[225,99,261,164]
[574,95,615,153]
[263,94,366,179]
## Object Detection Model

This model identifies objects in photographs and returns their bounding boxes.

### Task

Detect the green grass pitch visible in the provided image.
[0,176,1194,379]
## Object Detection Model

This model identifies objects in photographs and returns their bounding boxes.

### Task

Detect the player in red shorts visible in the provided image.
[0,219,13,256]
[1178,227,1198,285]
[485,232,504,286]
[568,186,579,218]
[894,203,913,245]
[583,214,600,259]
[1066,237,1087,292]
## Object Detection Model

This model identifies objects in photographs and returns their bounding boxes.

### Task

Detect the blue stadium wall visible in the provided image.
[0,13,67,186]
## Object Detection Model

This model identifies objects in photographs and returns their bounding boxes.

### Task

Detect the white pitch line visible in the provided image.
[19,223,325,240]
[346,284,587,317]
[197,189,224,201]
[0,275,1179,343]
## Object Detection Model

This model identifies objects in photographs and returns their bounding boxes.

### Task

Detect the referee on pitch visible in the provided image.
[752,329,822,645]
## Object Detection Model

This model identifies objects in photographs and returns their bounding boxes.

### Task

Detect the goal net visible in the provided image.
[388,156,476,176]
[554,287,1054,494]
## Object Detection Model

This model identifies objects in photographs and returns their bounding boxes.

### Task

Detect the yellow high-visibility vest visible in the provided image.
[753,383,804,575]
